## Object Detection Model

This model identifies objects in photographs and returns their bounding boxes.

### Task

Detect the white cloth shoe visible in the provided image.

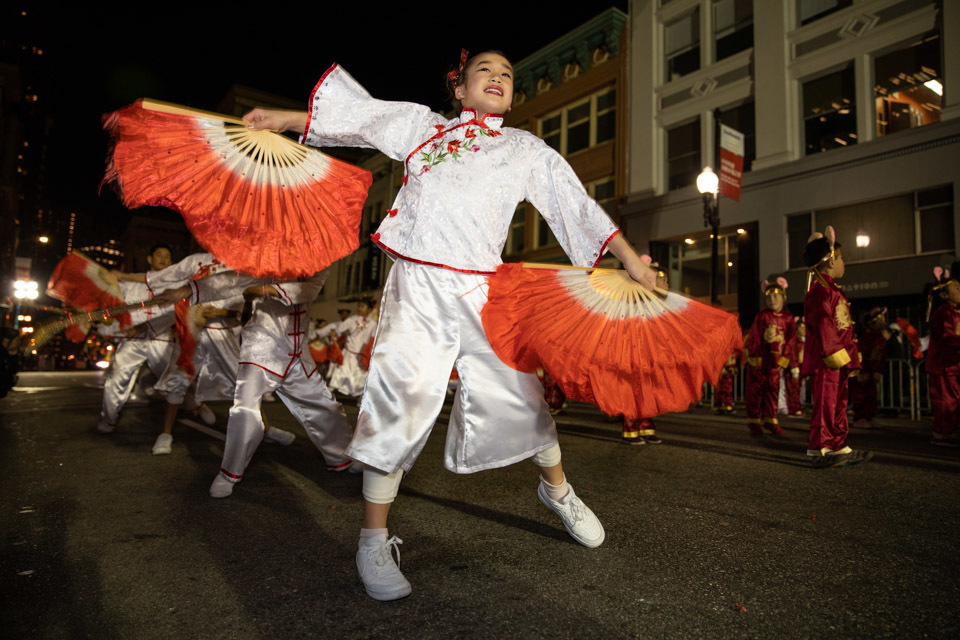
[537,482,605,548]
[263,427,296,446]
[356,534,412,601]
[195,403,216,426]
[151,433,173,455]
[96,421,115,434]
[209,474,235,498]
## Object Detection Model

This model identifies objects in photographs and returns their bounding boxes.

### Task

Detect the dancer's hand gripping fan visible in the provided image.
[47,251,132,329]
[102,100,373,278]
[481,263,742,419]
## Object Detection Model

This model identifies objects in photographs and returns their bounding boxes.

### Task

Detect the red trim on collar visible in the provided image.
[371,234,495,275]
[303,63,340,141]
[592,229,621,268]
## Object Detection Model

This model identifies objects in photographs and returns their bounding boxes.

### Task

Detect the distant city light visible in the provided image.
[13,280,39,300]
[21,327,34,334]
[684,238,695,245]
[106,345,113,351]
[727,261,734,267]
[38,236,49,243]
[23,315,31,322]
[96,360,110,369]
[924,79,943,96]
[737,228,746,234]
[856,234,871,248]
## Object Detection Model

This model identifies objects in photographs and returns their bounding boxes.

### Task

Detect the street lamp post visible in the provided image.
[697,167,720,305]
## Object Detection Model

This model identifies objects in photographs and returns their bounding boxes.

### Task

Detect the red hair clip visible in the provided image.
[446,48,469,85]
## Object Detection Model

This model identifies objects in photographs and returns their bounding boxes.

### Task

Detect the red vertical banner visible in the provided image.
[718,124,744,202]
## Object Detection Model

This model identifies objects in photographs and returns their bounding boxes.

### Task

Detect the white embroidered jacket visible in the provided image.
[300,64,619,274]
[188,270,329,378]
[117,281,175,341]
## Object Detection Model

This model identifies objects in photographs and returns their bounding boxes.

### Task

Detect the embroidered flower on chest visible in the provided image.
[414,125,503,177]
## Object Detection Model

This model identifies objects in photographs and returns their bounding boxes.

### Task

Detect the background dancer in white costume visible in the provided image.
[97,244,179,434]
[320,297,378,397]
[157,268,356,498]
[243,50,655,601]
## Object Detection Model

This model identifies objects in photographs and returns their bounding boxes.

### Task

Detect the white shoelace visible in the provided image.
[374,535,403,570]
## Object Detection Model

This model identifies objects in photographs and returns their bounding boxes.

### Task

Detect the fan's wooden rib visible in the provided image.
[141,98,248,126]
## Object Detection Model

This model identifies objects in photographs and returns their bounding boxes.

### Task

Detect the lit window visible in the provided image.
[874,33,942,139]
[803,63,856,155]
[504,206,526,257]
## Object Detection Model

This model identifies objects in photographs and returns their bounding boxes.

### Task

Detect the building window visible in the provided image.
[588,178,617,216]
[536,213,559,249]
[918,185,954,254]
[719,100,755,172]
[667,117,701,191]
[665,8,700,82]
[786,186,954,269]
[803,63,856,155]
[874,33,942,139]
[537,86,616,156]
[713,0,753,61]
[797,0,853,27]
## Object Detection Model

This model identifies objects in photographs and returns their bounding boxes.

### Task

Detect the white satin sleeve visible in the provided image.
[522,143,619,268]
[146,253,217,292]
[299,63,442,162]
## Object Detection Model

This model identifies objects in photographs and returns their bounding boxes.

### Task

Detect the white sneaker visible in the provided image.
[537,482,605,548]
[195,403,216,426]
[263,427,296,446]
[209,474,235,498]
[356,534,412,601]
[96,421,115,434]
[152,433,173,455]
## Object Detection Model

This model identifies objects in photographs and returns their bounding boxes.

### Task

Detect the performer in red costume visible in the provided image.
[925,266,960,447]
[713,351,738,414]
[743,277,795,436]
[784,318,805,416]
[802,228,870,467]
[621,258,668,445]
[851,308,889,428]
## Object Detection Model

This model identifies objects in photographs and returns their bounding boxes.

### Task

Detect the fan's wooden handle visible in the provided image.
[520,262,668,296]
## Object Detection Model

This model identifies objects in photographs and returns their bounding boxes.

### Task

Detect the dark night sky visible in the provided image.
[25,1,629,235]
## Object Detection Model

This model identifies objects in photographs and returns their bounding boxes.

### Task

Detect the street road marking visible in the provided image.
[178,418,225,441]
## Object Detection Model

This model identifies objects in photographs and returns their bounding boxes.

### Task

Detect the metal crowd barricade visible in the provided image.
[698,358,930,420]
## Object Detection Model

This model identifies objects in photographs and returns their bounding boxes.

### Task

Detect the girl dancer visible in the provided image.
[243,50,654,601]
[926,267,960,447]
[743,278,795,437]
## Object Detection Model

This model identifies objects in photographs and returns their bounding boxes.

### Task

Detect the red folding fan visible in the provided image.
[102,99,373,278]
[47,251,131,328]
[481,263,742,419]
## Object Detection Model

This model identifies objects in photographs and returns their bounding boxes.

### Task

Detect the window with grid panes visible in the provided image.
[667,117,700,191]
[665,8,700,82]
[537,86,616,157]
[713,0,753,61]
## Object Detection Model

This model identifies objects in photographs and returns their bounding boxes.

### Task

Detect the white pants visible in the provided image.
[218,360,353,482]
[327,349,368,397]
[100,339,175,426]
[346,261,557,475]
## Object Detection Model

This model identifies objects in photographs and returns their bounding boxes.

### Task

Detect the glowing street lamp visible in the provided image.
[697,166,721,304]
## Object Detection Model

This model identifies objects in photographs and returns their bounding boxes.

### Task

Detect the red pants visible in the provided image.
[808,368,850,452]
[786,373,802,414]
[849,374,879,422]
[714,372,734,409]
[623,417,655,439]
[746,365,780,432]
[928,374,960,437]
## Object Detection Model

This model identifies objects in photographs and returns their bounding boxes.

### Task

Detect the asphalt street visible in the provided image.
[2,371,959,639]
